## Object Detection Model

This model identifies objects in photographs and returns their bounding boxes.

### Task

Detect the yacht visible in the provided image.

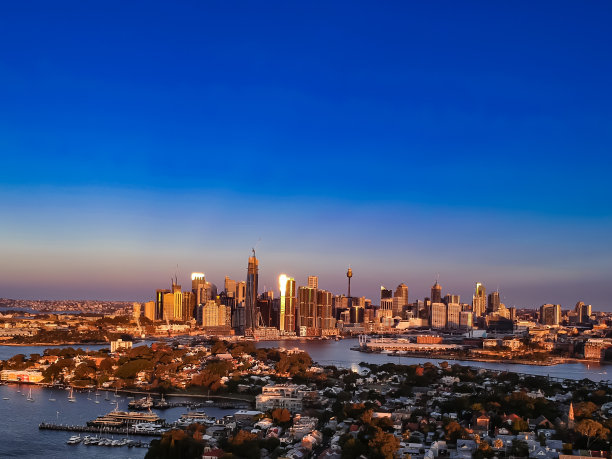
[26,388,34,402]
[66,435,82,445]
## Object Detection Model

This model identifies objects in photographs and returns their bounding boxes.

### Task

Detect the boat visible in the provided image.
[95,392,100,404]
[66,435,82,445]
[2,397,9,400]
[48,398,56,401]
[88,406,164,428]
[154,394,169,409]
[68,387,76,402]
[26,388,34,402]
[128,395,153,410]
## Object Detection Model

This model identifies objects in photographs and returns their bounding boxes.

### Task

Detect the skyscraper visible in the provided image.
[317,289,334,331]
[472,282,486,317]
[380,286,392,300]
[488,291,500,313]
[307,276,318,289]
[431,280,442,304]
[284,277,296,333]
[192,272,212,306]
[298,286,317,335]
[245,251,259,330]
[393,283,409,317]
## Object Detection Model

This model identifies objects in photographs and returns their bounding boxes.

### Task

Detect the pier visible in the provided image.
[39,422,164,437]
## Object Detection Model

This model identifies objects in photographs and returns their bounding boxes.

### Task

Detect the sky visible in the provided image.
[0,1,611,309]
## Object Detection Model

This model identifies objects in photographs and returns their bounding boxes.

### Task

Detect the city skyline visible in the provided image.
[0,2,611,308]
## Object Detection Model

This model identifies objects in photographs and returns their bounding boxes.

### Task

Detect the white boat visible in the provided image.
[26,388,34,402]
[68,387,76,402]
[48,398,56,401]
[2,397,9,400]
[66,435,82,445]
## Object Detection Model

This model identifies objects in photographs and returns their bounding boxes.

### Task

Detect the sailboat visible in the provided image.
[87,389,92,400]
[104,391,110,401]
[68,387,76,402]
[95,391,100,404]
[26,387,34,402]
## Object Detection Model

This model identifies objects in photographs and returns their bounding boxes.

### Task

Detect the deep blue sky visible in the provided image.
[1,1,611,309]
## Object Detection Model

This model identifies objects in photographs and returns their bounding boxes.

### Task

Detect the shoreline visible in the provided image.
[350,347,595,367]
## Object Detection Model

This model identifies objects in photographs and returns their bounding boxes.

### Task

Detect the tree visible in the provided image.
[271,408,291,425]
[369,427,400,459]
[575,419,609,448]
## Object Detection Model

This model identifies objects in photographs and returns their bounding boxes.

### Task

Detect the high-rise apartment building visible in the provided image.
[380,286,392,300]
[317,289,334,331]
[245,252,259,330]
[307,276,318,289]
[284,277,296,333]
[472,283,486,317]
[298,286,317,335]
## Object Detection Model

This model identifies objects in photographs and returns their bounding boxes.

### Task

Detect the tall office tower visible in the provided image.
[540,304,561,326]
[155,289,171,320]
[317,289,334,330]
[392,283,409,317]
[245,251,259,331]
[298,286,317,334]
[447,303,461,329]
[224,276,237,297]
[350,305,364,323]
[444,294,460,304]
[307,276,319,289]
[257,296,275,328]
[192,273,209,305]
[395,283,408,303]
[472,283,486,317]
[163,292,175,321]
[431,281,442,304]
[182,291,195,321]
[380,286,392,300]
[487,291,501,313]
[172,283,183,321]
[431,302,447,329]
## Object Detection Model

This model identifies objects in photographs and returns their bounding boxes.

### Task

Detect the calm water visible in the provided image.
[255,338,610,382]
[0,384,235,459]
[0,339,609,457]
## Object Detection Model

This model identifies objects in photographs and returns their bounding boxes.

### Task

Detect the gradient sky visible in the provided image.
[1,1,611,309]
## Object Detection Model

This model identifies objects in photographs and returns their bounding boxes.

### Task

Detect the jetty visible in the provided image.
[39,422,163,437]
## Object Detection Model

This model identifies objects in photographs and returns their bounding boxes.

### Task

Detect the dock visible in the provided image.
[39,422,164,437]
